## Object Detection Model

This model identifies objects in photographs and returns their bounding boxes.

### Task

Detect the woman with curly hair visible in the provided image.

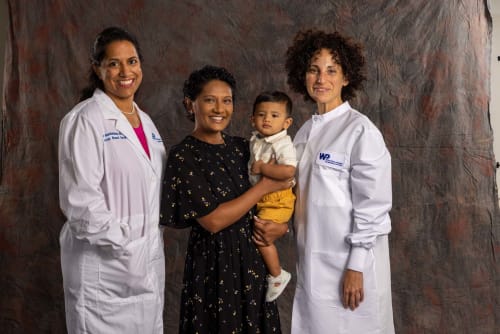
[285,30,395,333]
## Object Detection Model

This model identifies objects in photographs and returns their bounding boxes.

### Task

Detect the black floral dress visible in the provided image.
[160,134,281,334]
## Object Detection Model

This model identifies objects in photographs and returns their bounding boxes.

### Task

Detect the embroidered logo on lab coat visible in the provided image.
[103,131,127,142]
[316,151,345,168]
[151,133,163,142]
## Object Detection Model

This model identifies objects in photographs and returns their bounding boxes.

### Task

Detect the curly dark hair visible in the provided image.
[80,27,143,101]
[182,65,237,122]
[285,29,366,102]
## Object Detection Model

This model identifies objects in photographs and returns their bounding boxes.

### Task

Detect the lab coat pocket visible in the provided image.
[311,250,378,317]
[310,251,345,307]
[98,235,155,301]
[311,165,348,207]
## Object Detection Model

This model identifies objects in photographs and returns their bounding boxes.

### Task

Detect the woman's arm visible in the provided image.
[197,176,290,233]
[59,112,128,255]
[251,160,296,181]
[345,127,392,272]
[342,125,392,310]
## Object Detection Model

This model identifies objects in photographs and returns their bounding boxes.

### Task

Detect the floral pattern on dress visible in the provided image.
[160,134,281,334]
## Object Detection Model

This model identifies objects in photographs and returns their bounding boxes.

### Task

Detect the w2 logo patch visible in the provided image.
[319,152,331,161]
[316,151,344,168]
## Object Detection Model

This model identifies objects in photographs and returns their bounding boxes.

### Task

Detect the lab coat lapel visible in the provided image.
[139,112,163,176]
[114,114,158,175]
[95,90,157,175]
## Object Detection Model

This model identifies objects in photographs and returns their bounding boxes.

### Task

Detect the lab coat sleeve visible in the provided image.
[59,113,128,255]
[346,125,392,272]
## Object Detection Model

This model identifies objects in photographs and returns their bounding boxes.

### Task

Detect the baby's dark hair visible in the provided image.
[285,29,366,102]
[183,65,236,121]
[252,91,292,117]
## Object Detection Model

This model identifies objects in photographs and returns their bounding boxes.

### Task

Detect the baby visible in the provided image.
[249,91,297,302]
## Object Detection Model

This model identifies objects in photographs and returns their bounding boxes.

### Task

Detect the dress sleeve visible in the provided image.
[346,125,392,272]
[159,143,220,228]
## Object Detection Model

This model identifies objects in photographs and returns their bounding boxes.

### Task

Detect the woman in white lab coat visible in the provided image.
[285,30,395,334]
[58,27,166,334]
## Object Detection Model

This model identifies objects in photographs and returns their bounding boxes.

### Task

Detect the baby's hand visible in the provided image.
[251,160,264,175]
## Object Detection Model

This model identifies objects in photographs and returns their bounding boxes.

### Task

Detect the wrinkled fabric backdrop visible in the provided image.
[1,0,499,333]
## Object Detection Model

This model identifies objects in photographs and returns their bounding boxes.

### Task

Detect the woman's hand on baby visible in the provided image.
[252,216,289,246]
[259,175,293,193]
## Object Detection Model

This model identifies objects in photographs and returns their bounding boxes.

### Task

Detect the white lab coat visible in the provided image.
[291,102,394,334]
[58,89,166,334]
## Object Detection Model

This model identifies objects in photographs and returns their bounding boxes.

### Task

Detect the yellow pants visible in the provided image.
[256,188,296,224]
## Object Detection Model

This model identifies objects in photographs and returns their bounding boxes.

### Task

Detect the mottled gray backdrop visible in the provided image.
[1,1,499,333]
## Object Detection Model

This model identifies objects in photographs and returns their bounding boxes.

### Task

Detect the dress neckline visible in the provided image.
[188,133,227,147]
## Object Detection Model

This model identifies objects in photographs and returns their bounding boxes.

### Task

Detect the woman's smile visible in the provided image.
[189,79,234,144]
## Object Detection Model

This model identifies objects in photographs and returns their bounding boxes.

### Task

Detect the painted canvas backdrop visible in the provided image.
[1,0,499,333]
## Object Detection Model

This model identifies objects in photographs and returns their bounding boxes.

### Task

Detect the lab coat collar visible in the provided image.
[93,89,159,175]
[250,129,288,144]
[312,101,351,123]
[94,89,129,121]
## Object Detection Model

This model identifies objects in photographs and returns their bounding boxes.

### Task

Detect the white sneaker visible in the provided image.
[265,269,291,302]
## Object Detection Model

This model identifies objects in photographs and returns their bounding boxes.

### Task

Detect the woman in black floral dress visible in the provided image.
[160,65,290,333]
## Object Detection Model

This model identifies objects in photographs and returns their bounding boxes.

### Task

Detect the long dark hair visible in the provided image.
[79,27,143,101]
